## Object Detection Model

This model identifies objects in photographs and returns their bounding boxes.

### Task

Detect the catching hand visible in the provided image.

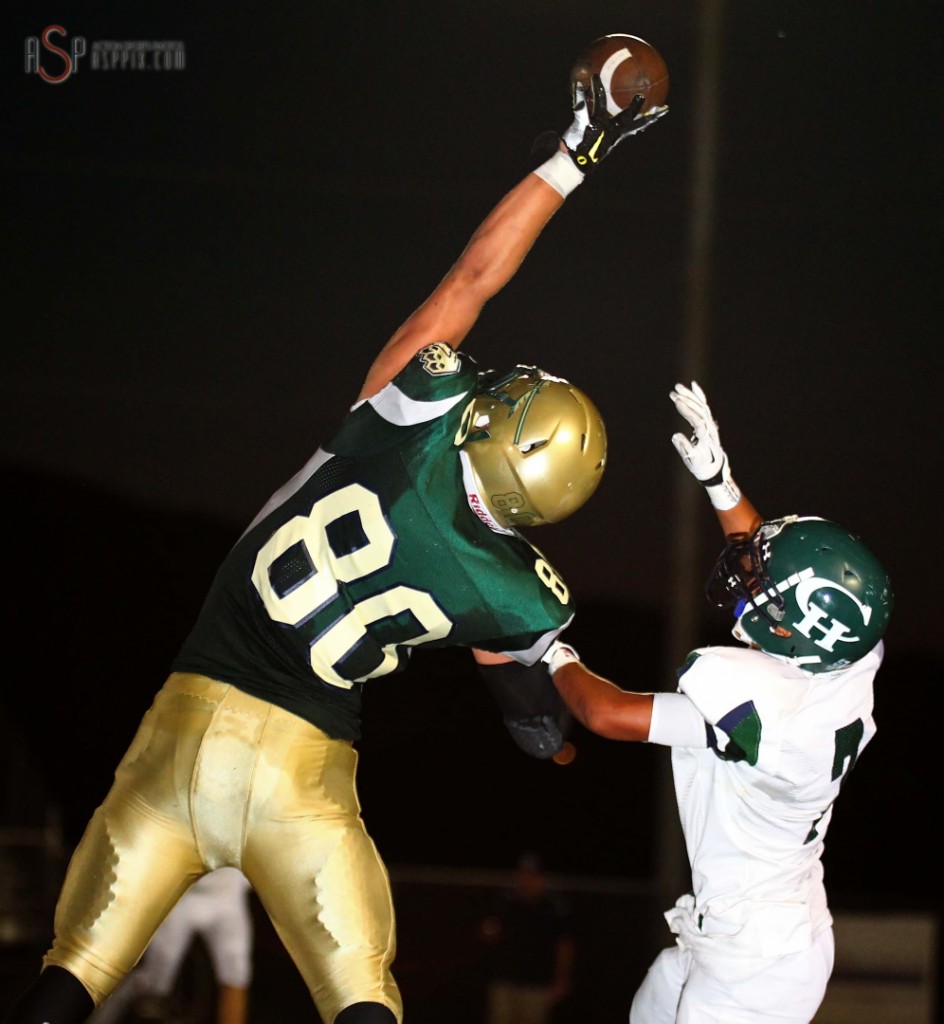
[562,78,668,174]
[670,382,741,510]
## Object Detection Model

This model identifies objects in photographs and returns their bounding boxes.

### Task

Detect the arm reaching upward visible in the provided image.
[358,174,564,400]
[670,381,762,539]
[357,82,669,400]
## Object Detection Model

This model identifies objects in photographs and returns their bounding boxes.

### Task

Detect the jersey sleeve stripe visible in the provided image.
[368,383,470,426]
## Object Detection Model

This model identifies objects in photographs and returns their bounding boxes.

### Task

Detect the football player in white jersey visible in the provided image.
[546,382,893,1024]
[1,83,666,1024]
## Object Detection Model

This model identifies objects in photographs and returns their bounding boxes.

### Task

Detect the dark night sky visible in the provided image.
[5,1,941,658]
[2,2,942,888]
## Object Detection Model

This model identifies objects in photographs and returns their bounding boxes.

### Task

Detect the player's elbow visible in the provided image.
[576,698,620,738]
[553,665,652,742]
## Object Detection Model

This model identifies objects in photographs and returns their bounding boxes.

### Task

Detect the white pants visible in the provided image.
[629,928,834,1024]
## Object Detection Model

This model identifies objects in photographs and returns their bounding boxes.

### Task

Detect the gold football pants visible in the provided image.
[44,673,401,1023]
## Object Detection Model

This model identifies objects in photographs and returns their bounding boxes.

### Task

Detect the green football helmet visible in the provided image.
[456,366,607,528]
[706,516,893,672]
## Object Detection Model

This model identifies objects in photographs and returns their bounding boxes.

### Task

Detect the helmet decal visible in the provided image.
[791,575,872,651]
[492,492,527,513]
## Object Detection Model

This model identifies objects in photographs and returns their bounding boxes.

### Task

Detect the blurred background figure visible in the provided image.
[479,855,574,1024]
[87,868,253,1024]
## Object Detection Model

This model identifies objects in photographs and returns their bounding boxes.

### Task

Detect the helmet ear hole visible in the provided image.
[519,439,548,454]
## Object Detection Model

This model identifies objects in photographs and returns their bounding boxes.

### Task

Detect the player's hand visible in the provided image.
[562,77,668,174]
[670,381,725,482]
[670,382,741,510]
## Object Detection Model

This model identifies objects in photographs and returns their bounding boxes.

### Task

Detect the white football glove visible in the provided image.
[541,639,581,676]
[670,382,741,511]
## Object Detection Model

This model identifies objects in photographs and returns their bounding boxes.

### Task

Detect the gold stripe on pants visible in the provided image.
[45,673,401,1023]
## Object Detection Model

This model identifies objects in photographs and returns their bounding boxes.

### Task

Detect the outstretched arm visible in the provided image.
[357,83,668,400]
[552,660,654,741]
[358,174,565,400]
[542,642,706,746]
[670,382,762,540]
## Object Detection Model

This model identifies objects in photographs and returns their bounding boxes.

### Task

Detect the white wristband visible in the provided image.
[533,151,585,198]
[542,640,580,676]
[706,480,742,511]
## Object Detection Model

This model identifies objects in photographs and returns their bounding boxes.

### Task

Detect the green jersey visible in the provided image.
[173,345,575,739]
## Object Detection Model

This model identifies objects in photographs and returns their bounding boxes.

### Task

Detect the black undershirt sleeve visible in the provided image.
[476,659,572,759]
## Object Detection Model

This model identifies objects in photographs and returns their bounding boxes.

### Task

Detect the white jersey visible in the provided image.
[666,642,881,967]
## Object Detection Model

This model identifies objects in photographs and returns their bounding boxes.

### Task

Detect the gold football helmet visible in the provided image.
[457,366,607,528]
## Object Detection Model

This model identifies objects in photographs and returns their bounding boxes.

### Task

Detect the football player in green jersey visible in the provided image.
[2,85,667,1024]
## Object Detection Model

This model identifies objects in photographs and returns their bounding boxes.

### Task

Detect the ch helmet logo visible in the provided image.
[791,575,872,653]
[743,567,873,653]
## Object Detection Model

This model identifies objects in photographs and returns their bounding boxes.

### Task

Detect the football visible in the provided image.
[570,34,669,118]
